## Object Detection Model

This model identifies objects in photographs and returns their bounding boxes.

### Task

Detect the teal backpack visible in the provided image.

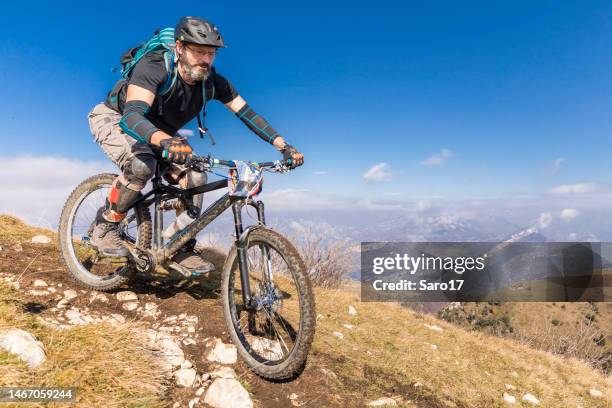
[110,27,215,142]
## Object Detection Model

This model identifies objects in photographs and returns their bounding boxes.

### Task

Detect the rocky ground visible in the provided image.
[0,232,338,408]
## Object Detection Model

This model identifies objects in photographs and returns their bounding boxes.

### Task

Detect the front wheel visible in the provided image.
[221,227,316,380]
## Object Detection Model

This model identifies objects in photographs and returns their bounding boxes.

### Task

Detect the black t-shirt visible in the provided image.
[106,50,239,135]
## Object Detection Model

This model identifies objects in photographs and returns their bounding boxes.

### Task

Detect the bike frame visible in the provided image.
[127,163,270,306]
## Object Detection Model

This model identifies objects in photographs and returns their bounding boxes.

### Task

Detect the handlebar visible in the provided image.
[186,155,294,173]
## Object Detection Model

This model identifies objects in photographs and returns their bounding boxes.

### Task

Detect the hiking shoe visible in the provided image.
[90,220,129,258]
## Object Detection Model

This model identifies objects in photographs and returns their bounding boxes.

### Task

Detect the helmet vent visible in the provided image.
[197,31,208,38]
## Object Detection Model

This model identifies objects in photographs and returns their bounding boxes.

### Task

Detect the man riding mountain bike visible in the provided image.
[87,16,304,274]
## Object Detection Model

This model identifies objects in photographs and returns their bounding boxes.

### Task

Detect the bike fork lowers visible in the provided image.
[232,200,267,307]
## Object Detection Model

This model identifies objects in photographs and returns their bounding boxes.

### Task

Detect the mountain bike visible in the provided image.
[58,155,315,380]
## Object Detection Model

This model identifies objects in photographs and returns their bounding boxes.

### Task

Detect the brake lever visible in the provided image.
[187,156,210,173]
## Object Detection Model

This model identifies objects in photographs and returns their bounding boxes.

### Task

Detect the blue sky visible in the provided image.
[3,1,612,235]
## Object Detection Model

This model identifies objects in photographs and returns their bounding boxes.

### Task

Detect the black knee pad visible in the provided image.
[124,155,156,187]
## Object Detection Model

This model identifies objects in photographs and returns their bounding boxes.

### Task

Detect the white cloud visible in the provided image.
[549,157,564,175]
[312,171,328,176]
[536,212,553,229]
[420,148,454,166]
[0,156,116,228]
[363,162,392,182]
[560,208,581,220]
[177,129,195,137]
[548,182,598,195]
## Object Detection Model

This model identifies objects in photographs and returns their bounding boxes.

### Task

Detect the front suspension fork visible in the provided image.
[232,200,268,307]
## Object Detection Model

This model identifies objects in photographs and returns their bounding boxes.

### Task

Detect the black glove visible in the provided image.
[281,144,304,169]
[160,137,193,165]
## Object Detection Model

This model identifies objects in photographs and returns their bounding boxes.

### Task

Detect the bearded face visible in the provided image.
[177,42,216,83]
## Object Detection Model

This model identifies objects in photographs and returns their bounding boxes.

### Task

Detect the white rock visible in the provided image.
[29,290,50,296]
[522,393,540,405]
[413,382,422,388]
[187,326,196,333]
[57,283,62,287]
[423,323,443,332]
[510,371,519,378]
[183,338,197,345]
[348,305,357,316]
[121,302,139,311]
[342,324,354,330]
[47,287,56,293]
[63,289,78,301]
[179,313,187,319]
[188,398,199,408]
[246,335,284,360]
[56,298,69,309]
[205,338,237,364]
[116,291,138,302]
[31,235,51,244]
[89,292,108,303]
[175,368,197,387]
[0,329,46,368]
[65,309,82,321]
[195,386,206,397]
[12,243,23,252]
[181,360,193,369]
[332,331,344,340]
[505,384,516,390]
[210,366,237,379]
[430,344,438,350]
[204,378,253,408]
[503,393,516,404]
[589,389,603,398]
[110,314,125,324]
[33,279,48,287]
[368,397,398,406]
[142,302,159,316]
[157,337,185,369]
[172,402,180,408]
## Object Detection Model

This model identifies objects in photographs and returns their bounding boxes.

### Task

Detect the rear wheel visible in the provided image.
[221,227,315,380]
[58,173,152,291]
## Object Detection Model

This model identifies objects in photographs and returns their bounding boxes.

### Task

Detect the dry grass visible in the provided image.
[0,283,170,407]
[441,302,612,375]
[289,226,353,288]
[310,282,612,407]
[0,215,57,244]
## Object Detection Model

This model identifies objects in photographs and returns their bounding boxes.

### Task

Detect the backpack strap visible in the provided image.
[158,50,178,97]
[197,70,216,144]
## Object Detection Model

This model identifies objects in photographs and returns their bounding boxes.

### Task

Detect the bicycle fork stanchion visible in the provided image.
[232,202,252,306]
[253,201,274,284]
[153,166,164,249]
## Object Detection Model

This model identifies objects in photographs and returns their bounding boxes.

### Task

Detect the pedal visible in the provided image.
[167,261,195,278]
[167,262,206,279]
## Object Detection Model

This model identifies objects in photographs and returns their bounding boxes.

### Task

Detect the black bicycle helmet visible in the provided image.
[175,16,227,48]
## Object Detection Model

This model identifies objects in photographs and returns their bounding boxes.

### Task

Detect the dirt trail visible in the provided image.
[0,238,340,408]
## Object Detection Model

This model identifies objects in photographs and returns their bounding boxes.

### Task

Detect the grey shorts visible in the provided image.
[87,103,206,194]
[87,102,157,175]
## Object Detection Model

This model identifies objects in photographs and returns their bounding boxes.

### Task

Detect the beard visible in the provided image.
[179,55,210,82]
